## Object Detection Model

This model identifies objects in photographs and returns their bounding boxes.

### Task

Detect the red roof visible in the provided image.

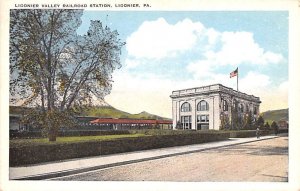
[90,118,172,125]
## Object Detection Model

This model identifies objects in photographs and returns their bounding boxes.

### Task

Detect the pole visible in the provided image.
[237,67,239,92]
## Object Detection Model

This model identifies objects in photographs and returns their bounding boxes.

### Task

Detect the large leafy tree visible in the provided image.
[10,9,125,141]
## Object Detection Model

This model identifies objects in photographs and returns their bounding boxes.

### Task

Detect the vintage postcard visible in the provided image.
[1,0,300,191]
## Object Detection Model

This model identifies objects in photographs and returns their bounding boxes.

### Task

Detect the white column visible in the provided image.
[172,100,178,129]
[214,95,221,130]
[191,99,196,130]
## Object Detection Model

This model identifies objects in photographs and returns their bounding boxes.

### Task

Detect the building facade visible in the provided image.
[170,84,261,130]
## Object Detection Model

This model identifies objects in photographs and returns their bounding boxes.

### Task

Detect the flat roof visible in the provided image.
[171,83,260,103]
[90,118,172,125]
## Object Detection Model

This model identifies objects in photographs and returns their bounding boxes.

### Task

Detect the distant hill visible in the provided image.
[81,106,170,120]
[261,108,288,123]
[9,105,171,120]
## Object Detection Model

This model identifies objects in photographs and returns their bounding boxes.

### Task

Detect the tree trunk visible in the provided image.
[48,126,57,142]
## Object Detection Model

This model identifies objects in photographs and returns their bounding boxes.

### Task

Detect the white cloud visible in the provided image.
[205,28,220,46]
[126,18,205,59]
[279,81,289,92]
[239,71,271,93]
[185,31,285,89]
[127,18,284,70]
[262,51,284,64]
[106,18,287,117]
[187,60,213,78]
[212,32,284,65]
[105,71,174,117]
[124,59,140,69]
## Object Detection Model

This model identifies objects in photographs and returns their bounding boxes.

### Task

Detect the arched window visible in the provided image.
[181,102,191,112]
[254,106,257,115]
[233,99,238,111]
[223,100,228,111]
[240,104,244,113]
[197,100,209,111]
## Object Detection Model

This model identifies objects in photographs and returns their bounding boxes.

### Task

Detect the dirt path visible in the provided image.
[55,136,288,181]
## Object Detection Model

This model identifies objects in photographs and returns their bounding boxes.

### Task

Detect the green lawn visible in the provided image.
[10,134,148,147]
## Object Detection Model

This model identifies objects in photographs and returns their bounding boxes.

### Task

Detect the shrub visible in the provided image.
[10,131,229,166]
[271,121,279,135]
[227,129,273,138]
[264,122,270,130]
[10,130,131,139]
[256,115,265,128]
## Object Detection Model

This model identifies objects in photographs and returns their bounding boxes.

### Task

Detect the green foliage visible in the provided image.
[10,134,148,147]
[175,121,183,130]
[10,131,230,166]
[10,105,171,121]
[10,10,125,141]
[226,129,274,138]
[220,114,230,130]
[271,121,278,129]
[242,111,254,130]
[271,121,279,134]
[21,109,77,137]
[83,106,131,118]
[230,105,239,130]
[256,115,265,127]
[264,122,270,130]
[82,106,170,120]
[128,129,220,136]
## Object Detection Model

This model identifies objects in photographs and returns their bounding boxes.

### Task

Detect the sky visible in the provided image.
[77,11,288,118]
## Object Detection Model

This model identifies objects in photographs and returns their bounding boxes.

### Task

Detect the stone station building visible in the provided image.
[170,84,261,130]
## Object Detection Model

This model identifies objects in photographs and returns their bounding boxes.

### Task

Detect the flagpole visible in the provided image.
[237,67,239,92]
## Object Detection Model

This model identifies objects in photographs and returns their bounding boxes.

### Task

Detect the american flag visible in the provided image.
[230,68,238,78]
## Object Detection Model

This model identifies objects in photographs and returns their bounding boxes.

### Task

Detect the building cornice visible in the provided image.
[170,84,261,103]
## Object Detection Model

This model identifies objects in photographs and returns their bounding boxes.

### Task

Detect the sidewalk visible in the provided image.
[9,135,281,180]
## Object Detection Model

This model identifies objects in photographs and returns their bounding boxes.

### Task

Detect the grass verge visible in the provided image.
[10,134,148,147]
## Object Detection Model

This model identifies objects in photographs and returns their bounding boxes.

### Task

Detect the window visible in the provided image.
[233,99,238,111]
[197,100,209,111]
[246,104,249,112]
[181,116,192,129]
[201,115,206,122]
[181,102,191,112]
[197,115,209,123]
[197,115,209,130]
[254,106,257,115]
[223,100,228,111]
[240,104,244,113]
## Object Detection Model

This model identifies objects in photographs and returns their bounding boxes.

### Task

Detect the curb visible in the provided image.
[13,136,279,180]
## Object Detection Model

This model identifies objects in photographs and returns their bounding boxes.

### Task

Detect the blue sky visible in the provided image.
[77,11,288,117]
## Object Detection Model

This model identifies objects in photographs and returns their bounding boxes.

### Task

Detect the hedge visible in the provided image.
[128,129,220,135]
[10,130,131,139]
[10,129,221,139]
[10,132,229,166]
[228,129,288,138]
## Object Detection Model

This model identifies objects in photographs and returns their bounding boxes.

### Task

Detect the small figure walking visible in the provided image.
[256,127,260,139]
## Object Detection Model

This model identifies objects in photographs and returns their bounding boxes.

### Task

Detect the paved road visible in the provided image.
[53,135,288,182]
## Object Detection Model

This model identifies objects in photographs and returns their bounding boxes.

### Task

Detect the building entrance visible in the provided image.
[197,115,209,130]
[181,116,192,129]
